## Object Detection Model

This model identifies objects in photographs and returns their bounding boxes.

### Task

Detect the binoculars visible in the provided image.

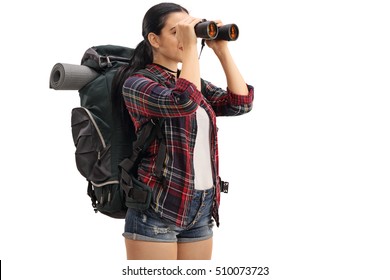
[194,20,239,41]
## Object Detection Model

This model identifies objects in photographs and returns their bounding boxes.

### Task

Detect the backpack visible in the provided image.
[51,45,228,219]
[69,45,164,218]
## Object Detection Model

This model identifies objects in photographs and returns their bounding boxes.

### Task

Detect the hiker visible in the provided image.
[111,2,254,260]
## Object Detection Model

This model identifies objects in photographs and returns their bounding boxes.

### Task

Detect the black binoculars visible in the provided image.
[194,20,239,41]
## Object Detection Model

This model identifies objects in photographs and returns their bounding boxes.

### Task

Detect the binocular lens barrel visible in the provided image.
[194,21,239,41]
[216,24,239,41]
[194,21,218,39]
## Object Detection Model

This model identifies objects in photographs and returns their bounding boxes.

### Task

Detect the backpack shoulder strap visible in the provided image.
[118,67,166,192]
[134,69,166,178]
[135,69,159,83]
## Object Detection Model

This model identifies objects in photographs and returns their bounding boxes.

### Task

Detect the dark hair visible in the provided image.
[111,2,189,123]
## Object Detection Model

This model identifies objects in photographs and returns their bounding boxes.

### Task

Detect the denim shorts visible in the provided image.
[123,188,214,243]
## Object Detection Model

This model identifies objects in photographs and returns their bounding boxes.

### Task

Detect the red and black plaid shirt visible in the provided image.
[122,64,254,227]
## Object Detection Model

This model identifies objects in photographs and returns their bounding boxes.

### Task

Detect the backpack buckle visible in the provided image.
[221,180,229,193]
[98,55,112,68]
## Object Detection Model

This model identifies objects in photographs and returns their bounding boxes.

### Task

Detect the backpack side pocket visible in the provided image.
[71,107,112,184]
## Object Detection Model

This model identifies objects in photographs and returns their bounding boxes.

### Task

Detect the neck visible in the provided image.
[153,63,177,74]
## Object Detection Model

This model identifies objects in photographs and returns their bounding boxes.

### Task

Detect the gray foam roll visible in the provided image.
[49,63,99,90]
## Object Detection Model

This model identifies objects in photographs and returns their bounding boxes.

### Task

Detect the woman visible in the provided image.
[112,2,254,260]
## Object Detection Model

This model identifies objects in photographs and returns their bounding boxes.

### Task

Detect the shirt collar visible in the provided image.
[146,64,177,82]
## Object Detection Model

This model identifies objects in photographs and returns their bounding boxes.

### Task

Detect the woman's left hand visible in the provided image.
[205,20,229,55]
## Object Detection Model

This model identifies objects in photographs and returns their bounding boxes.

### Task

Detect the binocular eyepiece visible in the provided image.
[194,20,239,41]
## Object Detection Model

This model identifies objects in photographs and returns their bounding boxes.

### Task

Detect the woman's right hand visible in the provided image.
[175,16,202,91]
[175,16,202,50]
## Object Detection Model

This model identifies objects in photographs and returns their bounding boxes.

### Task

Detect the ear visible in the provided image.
[148,32,160,48]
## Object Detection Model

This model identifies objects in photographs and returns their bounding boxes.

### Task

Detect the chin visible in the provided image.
[175,55,183,63]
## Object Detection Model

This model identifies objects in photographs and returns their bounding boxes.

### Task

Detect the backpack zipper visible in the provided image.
[92,180,119,187]
[77,107,106,149]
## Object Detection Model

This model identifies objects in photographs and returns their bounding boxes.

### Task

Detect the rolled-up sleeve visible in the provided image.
[202,79,254,116]
[228,85,254,105]
[123,76,202,118]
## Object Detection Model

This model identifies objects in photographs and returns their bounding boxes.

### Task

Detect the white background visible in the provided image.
[1,0,389,279]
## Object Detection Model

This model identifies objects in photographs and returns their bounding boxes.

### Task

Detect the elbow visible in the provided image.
[170,78,202,115]
[170,92,199,116]
[233,103,253,116]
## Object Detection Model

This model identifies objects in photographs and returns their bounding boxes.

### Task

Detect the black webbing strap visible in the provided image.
[87,181,98,212]
[119,121,157,174]
[118,165,149,203]
[119,121,157,194]
[129,184,148,203]
[118,119,166,201]
[154,120,166,178]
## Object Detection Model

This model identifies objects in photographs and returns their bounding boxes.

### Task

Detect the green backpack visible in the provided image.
[69,45,164,218]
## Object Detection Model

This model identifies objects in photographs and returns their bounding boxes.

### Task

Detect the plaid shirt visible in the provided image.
[122,64,254,227]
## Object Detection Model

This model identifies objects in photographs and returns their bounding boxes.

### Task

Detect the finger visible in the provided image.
[178,16,200,24]
[211,19,223,27]
[185,17,203,27]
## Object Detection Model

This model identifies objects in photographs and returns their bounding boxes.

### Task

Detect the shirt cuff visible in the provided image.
[228,84,254,105]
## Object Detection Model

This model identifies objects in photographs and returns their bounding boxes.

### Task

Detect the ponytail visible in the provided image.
[111,39,153,124]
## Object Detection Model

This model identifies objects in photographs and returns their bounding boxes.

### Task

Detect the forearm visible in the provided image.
[179,45,201,90]
[215,48,249,96]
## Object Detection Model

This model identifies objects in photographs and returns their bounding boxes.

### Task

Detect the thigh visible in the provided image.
[177,237,213,260]
[123,207,178,242]
[125,239,178,260]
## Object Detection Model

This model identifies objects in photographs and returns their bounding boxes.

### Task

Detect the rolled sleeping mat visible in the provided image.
[49,63,99,90]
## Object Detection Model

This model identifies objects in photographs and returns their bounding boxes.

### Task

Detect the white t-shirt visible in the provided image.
[193,106,214,190]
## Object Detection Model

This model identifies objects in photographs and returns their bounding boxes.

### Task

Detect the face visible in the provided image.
[149,11,189,66]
